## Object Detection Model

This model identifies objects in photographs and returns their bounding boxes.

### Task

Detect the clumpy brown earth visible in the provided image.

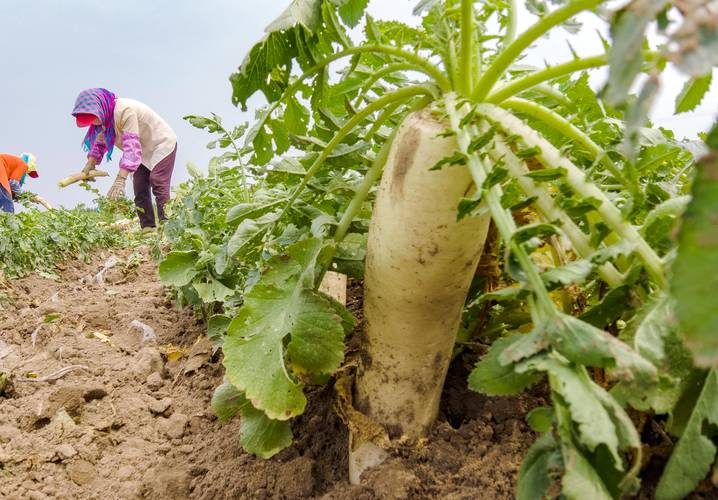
[0,247,542,499]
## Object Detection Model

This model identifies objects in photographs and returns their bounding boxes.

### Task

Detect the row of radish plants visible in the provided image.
[158,1,717,498]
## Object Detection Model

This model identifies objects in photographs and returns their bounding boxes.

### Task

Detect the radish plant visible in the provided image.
[166,0,717,496]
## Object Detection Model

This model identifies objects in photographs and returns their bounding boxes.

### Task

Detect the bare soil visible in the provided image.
[0,247,544,499]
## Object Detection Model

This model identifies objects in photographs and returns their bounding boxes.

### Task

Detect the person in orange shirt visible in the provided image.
[0,153,39,213]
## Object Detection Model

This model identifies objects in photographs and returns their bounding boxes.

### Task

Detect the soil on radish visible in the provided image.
[0,247,555,499]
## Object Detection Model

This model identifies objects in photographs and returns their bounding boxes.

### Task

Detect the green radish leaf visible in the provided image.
[211,380,293,458]
[655,369,718,500]
[524,356,624,467]
[546,314,657,385]
[671,150,718,367]
[482,166,509,190]
[430,152,467,171]
[515,146,542,159]
[158,251,199,287]
[517,433,560,500]
[526,407,554,433]
[193,278,235,303]
[239,404,293,459]
[541,259,594,289]
[457,196,483,221]
[675,73,713,114]
[285,96,310,135]
[207,314,231,349]
[468,125,498,153]
[212,379,249,421]
[227,213,277,258]
[524,167,566,181]
[469,334,543,395]
[512,223,559,244]
[579,286,633,329]
[223,238,348,420]
[331,0,368,27]
[613,294,702,414]
[265,0,323,33]
[560,441,613,500]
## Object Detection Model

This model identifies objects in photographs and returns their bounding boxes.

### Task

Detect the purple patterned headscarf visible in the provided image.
[72,88,117,161]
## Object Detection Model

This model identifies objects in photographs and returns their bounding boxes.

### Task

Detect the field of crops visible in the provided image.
[1,0,717,498]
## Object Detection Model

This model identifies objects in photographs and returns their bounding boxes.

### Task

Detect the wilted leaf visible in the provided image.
[469,334,543,395]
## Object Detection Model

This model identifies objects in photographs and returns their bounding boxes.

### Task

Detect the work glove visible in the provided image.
[107,175,127,200]
[82,159,97,181]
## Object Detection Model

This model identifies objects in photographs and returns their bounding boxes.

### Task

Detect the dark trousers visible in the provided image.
[133,146,176,228]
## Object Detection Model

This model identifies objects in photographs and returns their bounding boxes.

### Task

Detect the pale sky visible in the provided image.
[1,1,714,209]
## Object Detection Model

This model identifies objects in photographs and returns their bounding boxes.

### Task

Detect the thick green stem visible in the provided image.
[478,103,667,289]
[333,134,394,245]
[487,55,607,104]
[474,0,602,101]
[500,97,628,185]
[460,0,475,95]
[276,86,433,226]
[489,137,624,288]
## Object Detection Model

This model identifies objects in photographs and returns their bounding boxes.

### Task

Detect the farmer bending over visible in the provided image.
[71,88,177,229]
[0,153,40,213]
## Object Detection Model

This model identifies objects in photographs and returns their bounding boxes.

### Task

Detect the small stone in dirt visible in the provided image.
[275,456,316,498]
[55,443,77,460]
[178,444,194,454]
[160,412,188,439]
[145,465,190,499]
[148,397,173,415]
[364,462,420,500]
[66,459,96,485]
[146,372,164,390]
[130,347,164,380]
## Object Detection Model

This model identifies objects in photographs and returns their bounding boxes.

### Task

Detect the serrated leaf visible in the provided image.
[541,259,594,289]
[331,0,368,27]
[517,433,560,500]
[266,0,323,33]
[512,223,559,244]
[457,196,483,221]
[546,313,657,385]
[525,357,623,467]
[561,442,613,500]
[524,167,567,181]
[675,73,713,113]
[655,369,718,500]
[223,238,347,420]
[671,151,718,367]
[430,152,467,171]
[158,251,199,287]
[469,334,543,396]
